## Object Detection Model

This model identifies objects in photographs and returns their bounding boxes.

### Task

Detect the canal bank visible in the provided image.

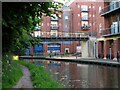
[30,59,120,88]
[19,56,120,67]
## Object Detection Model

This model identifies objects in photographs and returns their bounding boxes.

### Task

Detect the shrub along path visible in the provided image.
[13,65,33,88]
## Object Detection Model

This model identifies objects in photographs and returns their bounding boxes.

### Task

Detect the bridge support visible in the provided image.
[81,41,89,58]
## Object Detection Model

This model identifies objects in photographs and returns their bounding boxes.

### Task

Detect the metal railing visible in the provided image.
[100,1,120,15]
[102,28,111,35]
[50,17,59,21]
[81,8,89,12]
[81,17,89,21]
[50,27,59,30]
[31,32,89,38]
[81,26,90,30]
[101,26,120,36]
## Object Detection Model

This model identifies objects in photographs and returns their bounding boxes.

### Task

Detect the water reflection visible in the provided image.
[28,59,120,88]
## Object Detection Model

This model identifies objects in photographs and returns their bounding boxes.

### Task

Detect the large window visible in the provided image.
[99,23,102,33]
[111,22,119,34]
[81,5,88,11]
[51,21,58,30]
[81,13,88,20]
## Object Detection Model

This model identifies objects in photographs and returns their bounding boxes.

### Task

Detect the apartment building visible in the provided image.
[98,1,120,60]
[68,0,104,57]
[26,0,104,57]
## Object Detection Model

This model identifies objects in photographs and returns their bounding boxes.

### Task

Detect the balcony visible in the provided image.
[50,17,59,21]
[100,1,120,16]
[50,27,59,30]
[102,27,120,37]
[35,26,40,31]
[81,17,89,21]
[81,26,90,30]
[81,9,89,12]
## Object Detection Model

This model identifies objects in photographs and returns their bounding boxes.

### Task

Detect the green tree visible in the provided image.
[2,2,63,55]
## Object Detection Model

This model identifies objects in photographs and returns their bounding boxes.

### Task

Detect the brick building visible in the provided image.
[98,1,120,60]
[26,0,105,58]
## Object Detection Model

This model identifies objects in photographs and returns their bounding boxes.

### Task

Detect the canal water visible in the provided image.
[28,59,120,88]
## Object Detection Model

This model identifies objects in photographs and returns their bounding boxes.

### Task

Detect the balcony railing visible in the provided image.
[81,17,89,21]
[35,26,41,30]
[102,26,120,36]
[50,17,59,21]
[31,32,89,38]
[81,9,89,12]
[100,1,120,15]
[50,27,59,30]
[81,26,90,30]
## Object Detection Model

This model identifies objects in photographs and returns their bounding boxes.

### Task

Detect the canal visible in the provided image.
[26,59,120,88]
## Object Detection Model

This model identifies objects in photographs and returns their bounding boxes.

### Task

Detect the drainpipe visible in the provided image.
[91,4,93,37]
[110,47,112,59]
[118,15,120,33]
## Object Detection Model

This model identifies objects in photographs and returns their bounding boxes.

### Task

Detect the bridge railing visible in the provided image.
[33,32,89,38]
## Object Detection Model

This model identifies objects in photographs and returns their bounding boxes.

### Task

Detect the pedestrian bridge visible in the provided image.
[32,32,89,41]
[31,32,90,57]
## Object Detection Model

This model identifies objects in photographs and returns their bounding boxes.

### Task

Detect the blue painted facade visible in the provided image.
[25,48,30,55]
[48,47,60,50]
[34,44,43,55]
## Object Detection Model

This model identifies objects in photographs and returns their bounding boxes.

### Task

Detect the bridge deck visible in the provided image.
[35,37,89,41]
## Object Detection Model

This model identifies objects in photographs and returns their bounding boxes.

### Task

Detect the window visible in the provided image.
[93,14,95,17]
[41,23,43,26]
[81,13,88,20]
[59,15,61,18]
[89,14,91,17]
[99,23,102,33]
[81,5,88,11]
[99,6,101,13]
[51,21,58,29]
[78,14,80,17]
[65,16,68,20]
[78,5,80,8]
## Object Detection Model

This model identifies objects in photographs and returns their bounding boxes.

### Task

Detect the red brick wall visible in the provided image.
[69,0,104,36]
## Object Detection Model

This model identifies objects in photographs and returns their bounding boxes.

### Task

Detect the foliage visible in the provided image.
[16,60,63,88]
[2,2,63,55]
[64,52,73,55]
[2,54,23,88]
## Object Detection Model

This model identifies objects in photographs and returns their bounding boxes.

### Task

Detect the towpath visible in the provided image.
[13,65,33,88]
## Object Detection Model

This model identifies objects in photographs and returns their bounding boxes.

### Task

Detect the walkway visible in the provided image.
[13,65,33,88]
[19,56,120,67]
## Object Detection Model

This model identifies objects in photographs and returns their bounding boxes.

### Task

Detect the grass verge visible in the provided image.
[16,60,63,88]
[2,54,23,88]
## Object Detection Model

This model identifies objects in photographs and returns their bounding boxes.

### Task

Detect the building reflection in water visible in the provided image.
[26,59,120,88]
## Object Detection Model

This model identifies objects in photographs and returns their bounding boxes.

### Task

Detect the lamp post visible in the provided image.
[95,42,97,58]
